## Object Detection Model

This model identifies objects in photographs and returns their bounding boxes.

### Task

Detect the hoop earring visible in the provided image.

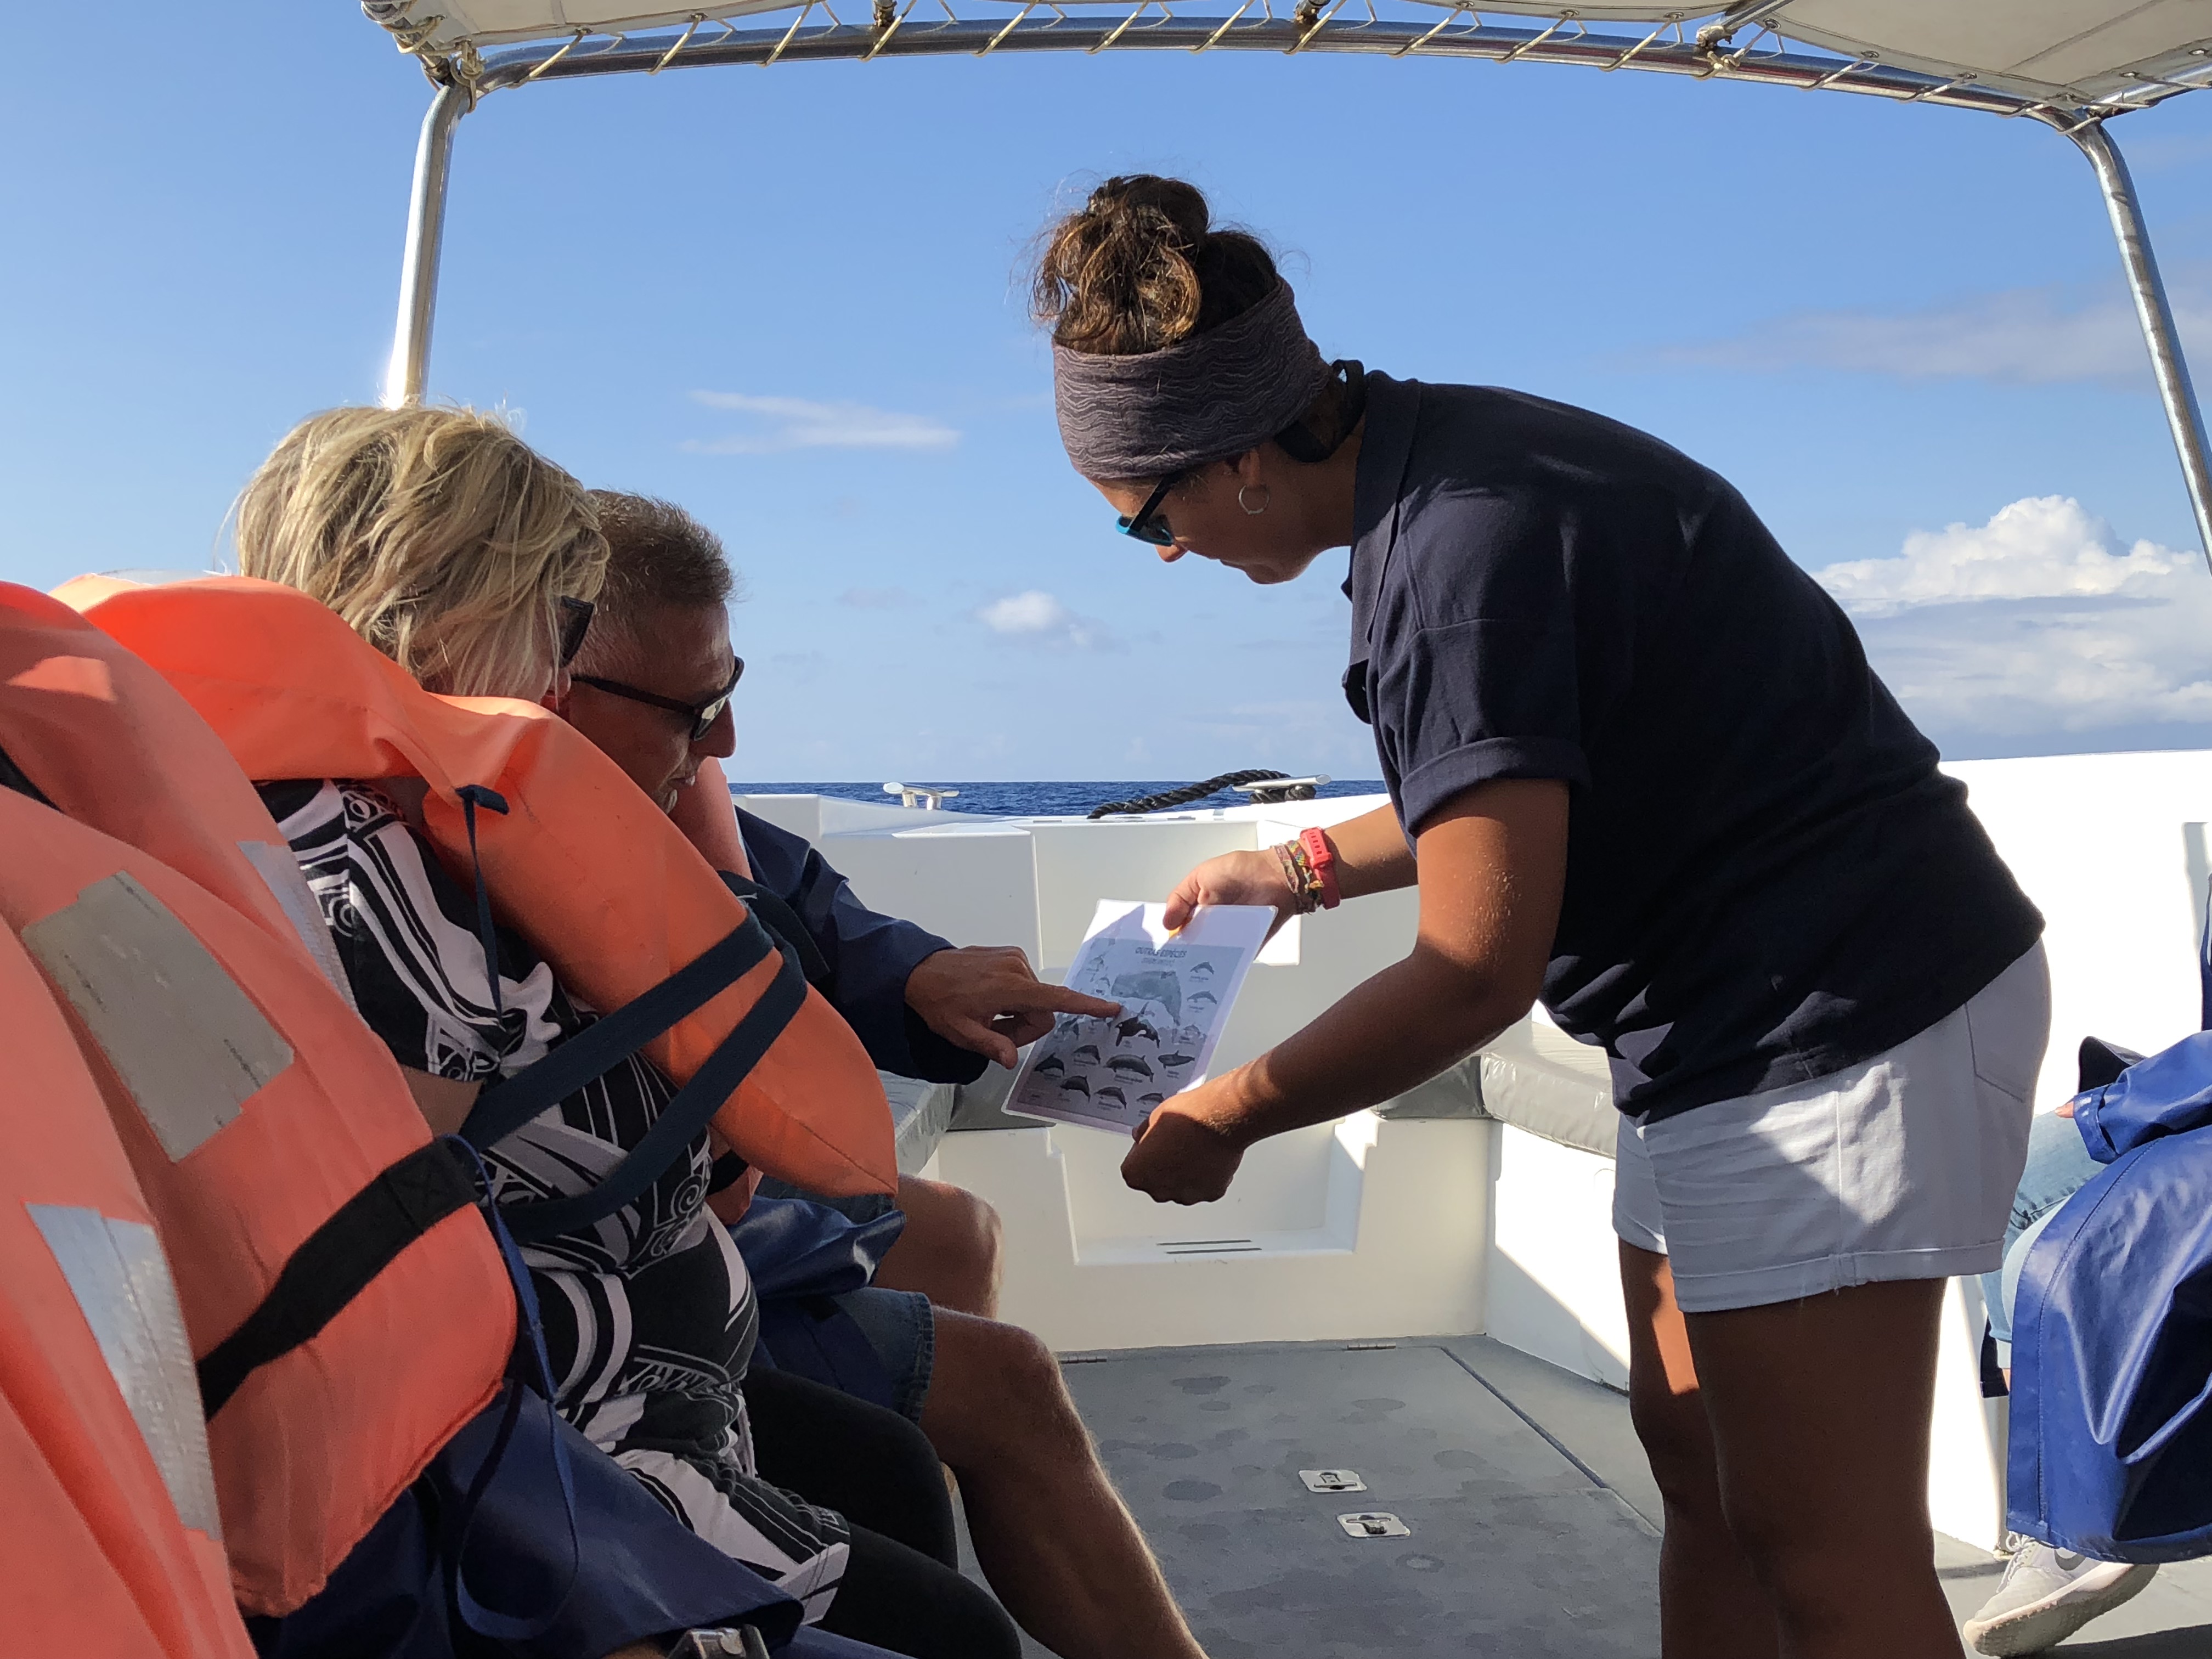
[1238,484,1271,516]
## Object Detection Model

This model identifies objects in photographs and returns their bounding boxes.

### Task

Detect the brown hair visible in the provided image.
[1032,176,1280,356]
[236,405,605,699]
[574,492,738,676]
[1034,175,1363,460]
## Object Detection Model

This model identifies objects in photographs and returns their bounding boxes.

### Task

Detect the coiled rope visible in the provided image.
[1087,770,1295,820]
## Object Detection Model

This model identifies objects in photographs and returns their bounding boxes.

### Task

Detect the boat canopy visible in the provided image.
[358,0,2212,566]
[366,1,2212,109]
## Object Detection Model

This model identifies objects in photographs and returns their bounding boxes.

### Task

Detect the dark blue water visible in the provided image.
[729,780,1387,817]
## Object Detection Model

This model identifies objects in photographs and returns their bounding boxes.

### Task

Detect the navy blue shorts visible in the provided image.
[832,1284,935,1423]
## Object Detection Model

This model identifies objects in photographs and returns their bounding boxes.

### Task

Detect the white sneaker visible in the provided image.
[1963,1539,2158,1655]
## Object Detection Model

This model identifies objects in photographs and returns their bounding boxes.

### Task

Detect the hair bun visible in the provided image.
[1034,174,1278,357]
[1085,175,1210,258]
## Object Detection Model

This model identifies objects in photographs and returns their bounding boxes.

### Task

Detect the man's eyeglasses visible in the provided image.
[557,596,595,668]
[573,658,745,743]
[1115,473,1184,548]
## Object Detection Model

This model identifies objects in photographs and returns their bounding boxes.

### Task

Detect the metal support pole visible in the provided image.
[380,83,470,409]
[2069,119,2212,570]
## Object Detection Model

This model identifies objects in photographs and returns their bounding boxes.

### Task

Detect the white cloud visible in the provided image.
[978,590,1071,634]
[1816,496,2212,747]
[684,391,958,454]
[1819,496,2177,612]
[1661,279,2212,386]
[975,589,1117,650]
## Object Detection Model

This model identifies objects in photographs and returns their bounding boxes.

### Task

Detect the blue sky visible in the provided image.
[7,7,2212,780]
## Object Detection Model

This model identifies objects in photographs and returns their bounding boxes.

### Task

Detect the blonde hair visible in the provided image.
[235,405,607,698]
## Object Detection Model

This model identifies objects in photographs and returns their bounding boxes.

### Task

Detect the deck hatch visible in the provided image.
[1300,1468,1367,1493]
[1337,1511,1412,1538]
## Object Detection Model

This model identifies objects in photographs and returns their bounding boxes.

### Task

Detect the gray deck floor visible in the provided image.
[981,1334,2212,1657]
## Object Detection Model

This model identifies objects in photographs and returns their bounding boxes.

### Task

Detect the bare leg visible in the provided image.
[875,1175,1003,1318]
[921,1311,1206,1659]
[1622,1242,1781,1659]
[1689,1278,1957,1659]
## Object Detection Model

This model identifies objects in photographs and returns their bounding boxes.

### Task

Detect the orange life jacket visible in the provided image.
[63,574,897,1204]
[0,921,255,1659]
[0,583,515,1616]
[676,754,754,879]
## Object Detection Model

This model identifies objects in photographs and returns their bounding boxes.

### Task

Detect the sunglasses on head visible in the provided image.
[1115,472,1185,548]
[573,658,746,743]
[557,595,595,668]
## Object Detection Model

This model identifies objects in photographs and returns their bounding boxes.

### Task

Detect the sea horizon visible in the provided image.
[727,778,1388,817]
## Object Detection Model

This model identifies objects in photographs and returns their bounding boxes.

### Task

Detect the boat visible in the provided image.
[73,3,2212,1650]
[733,759,2212,1651]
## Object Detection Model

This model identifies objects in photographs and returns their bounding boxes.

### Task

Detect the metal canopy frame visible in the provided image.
[373,1,2212,566]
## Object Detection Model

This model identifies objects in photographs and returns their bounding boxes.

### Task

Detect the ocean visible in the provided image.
[729,779,1387,817]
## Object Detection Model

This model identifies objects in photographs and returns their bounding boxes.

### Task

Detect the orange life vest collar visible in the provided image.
[63,574,897,1202]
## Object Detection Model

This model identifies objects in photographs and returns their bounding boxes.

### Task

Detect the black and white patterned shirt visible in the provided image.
[258,779,849,1618]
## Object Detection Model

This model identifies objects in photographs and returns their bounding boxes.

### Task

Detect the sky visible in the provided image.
[6,7,2212,780]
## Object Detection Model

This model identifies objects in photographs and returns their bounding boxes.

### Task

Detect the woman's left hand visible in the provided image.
[1122,1082,1249,1204]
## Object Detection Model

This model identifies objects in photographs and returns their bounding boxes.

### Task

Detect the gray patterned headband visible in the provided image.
[1052,279,1331,480]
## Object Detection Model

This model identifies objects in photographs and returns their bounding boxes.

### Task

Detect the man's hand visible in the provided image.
[905,945,1121,1069]
[1121,1085,1248,1205]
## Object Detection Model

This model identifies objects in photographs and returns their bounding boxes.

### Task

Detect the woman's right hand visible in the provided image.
[1164,849,1295,933]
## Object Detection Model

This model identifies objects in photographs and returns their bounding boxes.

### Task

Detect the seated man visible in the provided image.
[560,491,1209,1659]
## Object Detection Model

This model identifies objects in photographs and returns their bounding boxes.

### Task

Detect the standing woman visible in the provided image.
[1037,176,2046,1659]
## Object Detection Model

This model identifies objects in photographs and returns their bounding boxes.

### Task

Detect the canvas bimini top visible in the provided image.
[355,0,2212,569]
[365,1,2212,110]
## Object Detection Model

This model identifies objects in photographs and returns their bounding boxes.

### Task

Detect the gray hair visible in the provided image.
[575,491,737,674]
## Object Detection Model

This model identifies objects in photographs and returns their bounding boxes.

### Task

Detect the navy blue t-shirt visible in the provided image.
[1345,372,2042,1121]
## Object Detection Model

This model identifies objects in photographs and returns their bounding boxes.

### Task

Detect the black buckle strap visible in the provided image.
[722,874,832,991]
[196,1138,477,1419]
[453,786,510,1017]
[495,936,808,1244]
[457,905,776,1152]
[451,876,814,1246]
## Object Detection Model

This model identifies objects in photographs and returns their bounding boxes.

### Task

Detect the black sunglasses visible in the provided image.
[573,658,745,743]
[1115,473,1184,548]
[557,595,595,668]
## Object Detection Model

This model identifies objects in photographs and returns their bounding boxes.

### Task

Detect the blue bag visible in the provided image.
[2006,1128,2212,1561]
[2007,1028,2212,1561]
[252,1384,810,1658]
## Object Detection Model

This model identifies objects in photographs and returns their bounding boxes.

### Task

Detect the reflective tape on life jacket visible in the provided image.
[64,574,898,1204]
[0,585,515,1616]
[0,918,253,1659]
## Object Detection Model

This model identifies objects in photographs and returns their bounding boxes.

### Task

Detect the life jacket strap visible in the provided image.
[196,1137,477,1418]
[454,785,510,1018]
[458,901,778,1150]
[496,936,809,1245]
[720,873,834,991]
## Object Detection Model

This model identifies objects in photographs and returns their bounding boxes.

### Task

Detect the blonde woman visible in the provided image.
[232,406,1019,1659]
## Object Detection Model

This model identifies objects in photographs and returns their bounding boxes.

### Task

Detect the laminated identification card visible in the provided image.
[1005,900,1274,1136]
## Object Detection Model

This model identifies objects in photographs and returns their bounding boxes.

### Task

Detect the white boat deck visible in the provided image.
[752,758,2212,1656]
[968,1335,2212,1655]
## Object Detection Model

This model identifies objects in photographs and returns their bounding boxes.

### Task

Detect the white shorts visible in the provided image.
[1612,944,2049,1314]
